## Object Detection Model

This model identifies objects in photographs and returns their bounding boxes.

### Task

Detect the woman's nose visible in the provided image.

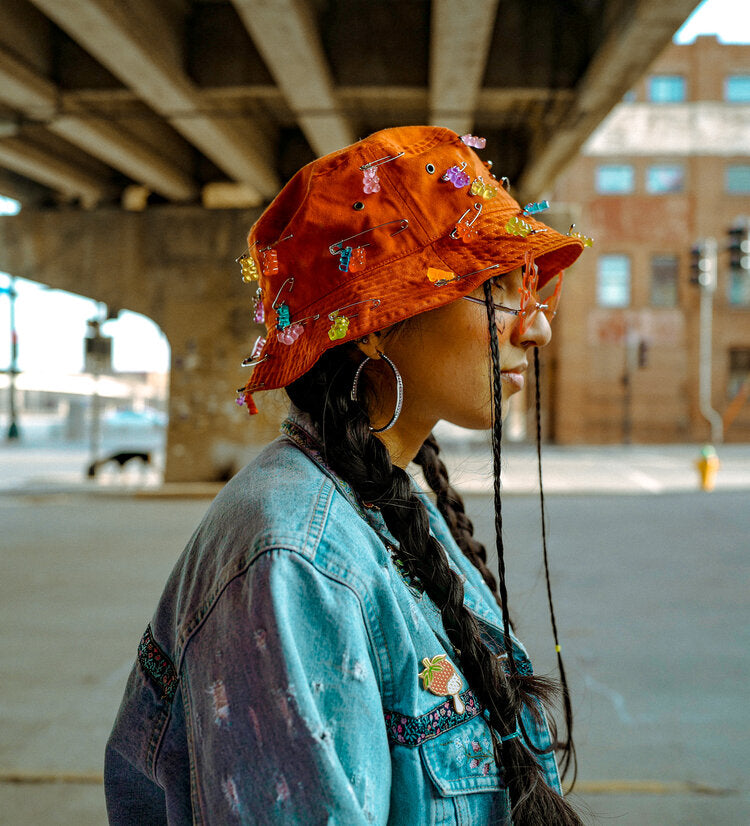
[514,306,552,349]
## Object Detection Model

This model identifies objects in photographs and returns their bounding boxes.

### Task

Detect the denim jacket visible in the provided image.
[105,411,561,825]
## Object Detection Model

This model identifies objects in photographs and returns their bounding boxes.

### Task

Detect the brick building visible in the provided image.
[547,35,750,444]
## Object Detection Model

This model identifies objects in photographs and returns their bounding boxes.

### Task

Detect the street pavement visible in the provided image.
[1,437,749,824]
[2,436,750,496]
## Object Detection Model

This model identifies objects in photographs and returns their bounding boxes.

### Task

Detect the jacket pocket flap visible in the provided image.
[420,715,504,796]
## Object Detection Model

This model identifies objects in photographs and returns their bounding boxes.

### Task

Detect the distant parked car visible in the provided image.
[104,408,167,429]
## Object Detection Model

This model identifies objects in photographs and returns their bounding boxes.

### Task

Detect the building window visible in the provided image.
[596,164,634,194]
[650,255,679,307]
[597,255,631,307]
[728,348,750,399]
[648,75,686,102]
[726,75,750,103]
[646,164,685,194]
[726,165,750,194]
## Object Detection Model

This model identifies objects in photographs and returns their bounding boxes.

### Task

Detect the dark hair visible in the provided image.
[285,280,581,824]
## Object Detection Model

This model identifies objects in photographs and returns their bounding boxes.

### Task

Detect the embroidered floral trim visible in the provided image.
[384,689,482,747]
[138,624,178,701]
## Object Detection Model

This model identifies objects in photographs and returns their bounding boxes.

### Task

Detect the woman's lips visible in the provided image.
[500,370,525,391]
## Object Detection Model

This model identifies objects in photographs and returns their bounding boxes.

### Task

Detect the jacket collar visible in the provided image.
[280,405,397,542]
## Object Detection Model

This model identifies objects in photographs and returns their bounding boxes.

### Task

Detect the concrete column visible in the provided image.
[0,206,290,481]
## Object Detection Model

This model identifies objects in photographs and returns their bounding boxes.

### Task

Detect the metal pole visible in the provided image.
[87,319,102,473]
[697,238,723,443]
[6,275,19,440]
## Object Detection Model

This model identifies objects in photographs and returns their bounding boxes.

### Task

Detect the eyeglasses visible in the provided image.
[462,259,563,335]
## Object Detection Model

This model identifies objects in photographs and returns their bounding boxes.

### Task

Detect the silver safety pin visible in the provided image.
[360,151,405,171]
[433,263,501,288]
[449,202,483,239]
[329,219,409,255]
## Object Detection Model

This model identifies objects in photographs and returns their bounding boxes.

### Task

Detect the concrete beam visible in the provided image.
[520,0,703,197]
[429,0,500,134]
[28,0,280,198]
[50,112,197,202]
[231,0,354,155]
[0,138,105,205]
[0,48,56,120]
[0,45,196,201]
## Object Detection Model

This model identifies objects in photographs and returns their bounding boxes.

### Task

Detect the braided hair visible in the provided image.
[286,280,581,824]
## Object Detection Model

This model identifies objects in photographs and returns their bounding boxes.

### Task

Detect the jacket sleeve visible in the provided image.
[177,548,392,825]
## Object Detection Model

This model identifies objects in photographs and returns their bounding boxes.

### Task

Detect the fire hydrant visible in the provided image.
[695,444,720,492]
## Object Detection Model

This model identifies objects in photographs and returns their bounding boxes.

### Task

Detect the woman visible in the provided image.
[105,125,587,824]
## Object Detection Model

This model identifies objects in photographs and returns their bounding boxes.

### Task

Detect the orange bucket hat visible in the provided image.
[238,125,586,402]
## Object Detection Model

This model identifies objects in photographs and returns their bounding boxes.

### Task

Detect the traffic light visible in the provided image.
[728,226,750,273]
[690,244,702,286]
[689,240,717,289]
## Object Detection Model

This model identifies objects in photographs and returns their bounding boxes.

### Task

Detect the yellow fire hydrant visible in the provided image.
[696,444,720,492]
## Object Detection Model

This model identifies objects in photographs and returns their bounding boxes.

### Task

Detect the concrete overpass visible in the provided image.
[0,0,700,481]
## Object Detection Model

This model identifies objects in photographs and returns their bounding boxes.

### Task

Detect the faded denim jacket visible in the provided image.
[105,410,561,825]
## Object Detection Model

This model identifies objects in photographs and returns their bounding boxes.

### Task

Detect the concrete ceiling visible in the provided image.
[0,0,701,210]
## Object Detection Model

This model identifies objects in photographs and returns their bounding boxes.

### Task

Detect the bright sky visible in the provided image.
[0,0,748,377]
[674,0,750,44]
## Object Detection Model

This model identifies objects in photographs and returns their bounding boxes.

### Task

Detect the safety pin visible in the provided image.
[450,202,483,239]
[235,240,258,263]
[258,233,294,252]
[360,151,405,171]
[433,263,500,288]
[271,277,294,308]
[329,219,409,255]
[237,381,265,393]
[327,298,382,321]
[242,354,270,367]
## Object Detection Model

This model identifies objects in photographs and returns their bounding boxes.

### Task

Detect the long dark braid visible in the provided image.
[413,434,499,600]
[533,345,577,784]
[286,329,582,823]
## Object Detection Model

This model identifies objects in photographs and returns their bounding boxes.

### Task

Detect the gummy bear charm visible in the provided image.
[444,165,471,188]
[348,246,367,273]
[253,291,265,324]
[470,177,497,199]
[339,246,353,272]
[363,167,381,194]
[569,229,594,247]
[239,253,259,283]
[522,200,550,216]
[251,335,266,360]
[278,323,303,345]
[261,249,279,276]
[454,221,478,243]
[328,314,350,340]
[460,134,486,149]
[419,654,465,714]
[275,304,291,330]
[505,216,533,237]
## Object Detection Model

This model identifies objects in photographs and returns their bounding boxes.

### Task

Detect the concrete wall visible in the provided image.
[0,206,288,480]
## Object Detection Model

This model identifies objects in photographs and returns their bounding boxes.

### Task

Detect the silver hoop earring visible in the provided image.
[350,350,404,433]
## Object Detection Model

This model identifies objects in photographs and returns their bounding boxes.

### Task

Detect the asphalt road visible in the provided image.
[1,490,747,825]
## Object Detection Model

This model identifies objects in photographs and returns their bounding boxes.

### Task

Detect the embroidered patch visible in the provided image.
[138,624,178,701]
[454,735,495,776]
[383,689,482,747]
